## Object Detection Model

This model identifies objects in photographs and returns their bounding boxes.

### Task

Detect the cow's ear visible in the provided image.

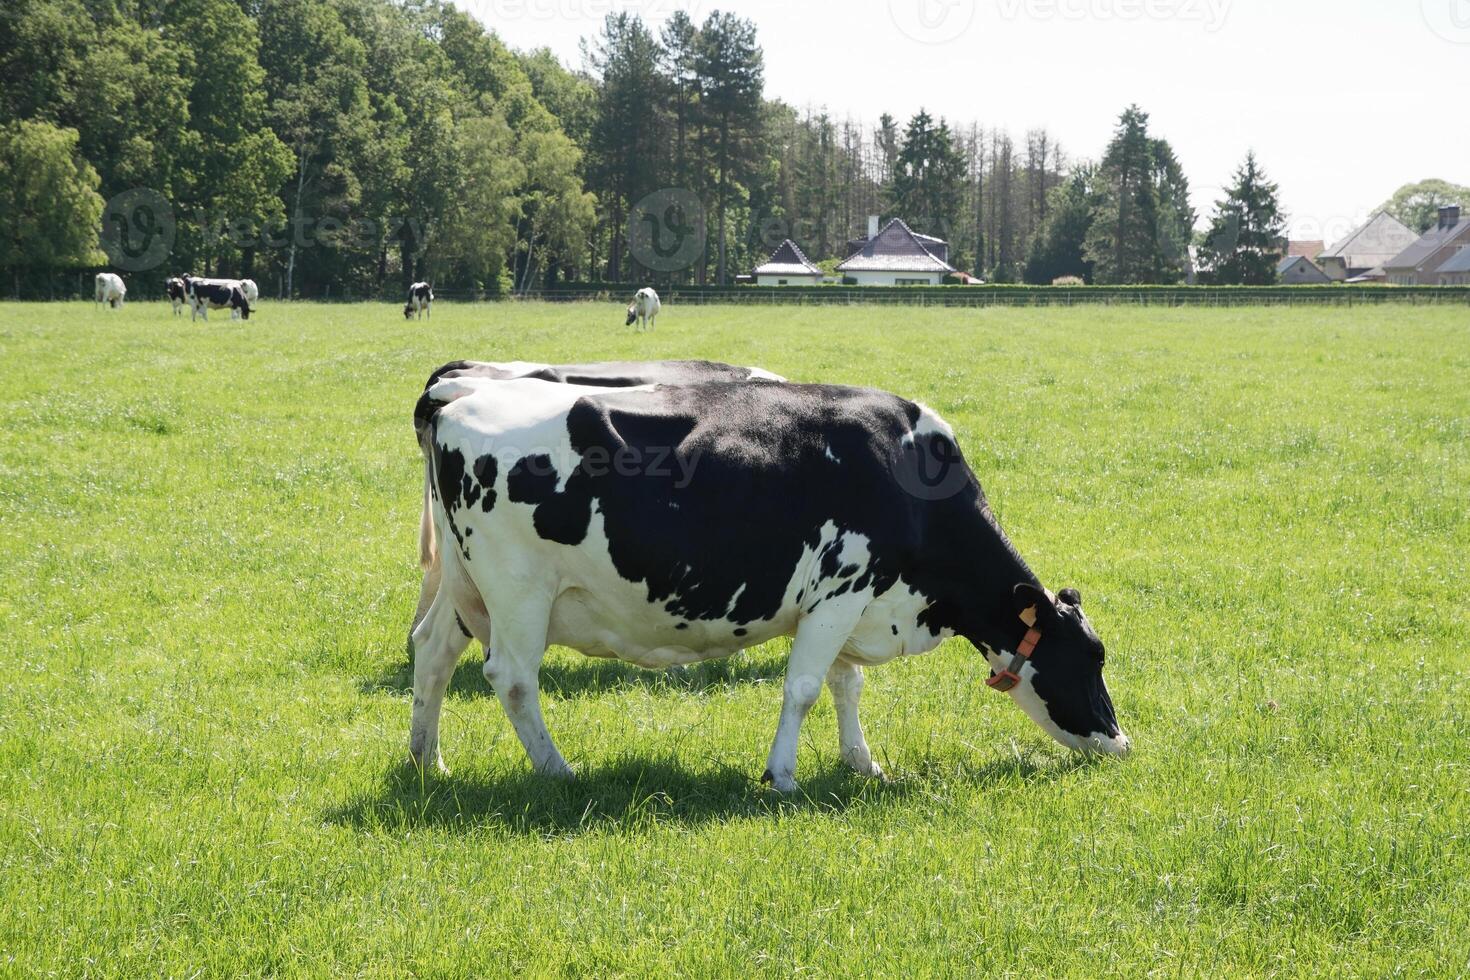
[1058,588,1082,608]
[1013,582,1057,622]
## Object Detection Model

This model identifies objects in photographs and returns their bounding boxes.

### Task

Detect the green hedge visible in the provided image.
[535,282,1470,306]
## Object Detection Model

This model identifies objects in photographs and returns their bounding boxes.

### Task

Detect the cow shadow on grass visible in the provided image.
[364,646,790,702]
[324,751,1094,837]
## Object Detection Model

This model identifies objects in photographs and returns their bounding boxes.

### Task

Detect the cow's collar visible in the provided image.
[986,604,1041,693]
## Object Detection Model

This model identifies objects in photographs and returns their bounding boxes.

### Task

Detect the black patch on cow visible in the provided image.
[455,613,472,638]
[676,622,688,630]
[473,454,498,512]
[891,624,899,635]
[506,454,592,545]
[431,440,471,557]
[507,455,559,504]
[734,628,747,637]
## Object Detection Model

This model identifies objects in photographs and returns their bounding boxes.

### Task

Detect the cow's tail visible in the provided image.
[419,451,437,571]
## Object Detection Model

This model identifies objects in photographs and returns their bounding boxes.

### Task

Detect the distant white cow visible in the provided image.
[239,279,258,310]
[404,282,433,320]
[95,273,126,309]
[626,287,660,330]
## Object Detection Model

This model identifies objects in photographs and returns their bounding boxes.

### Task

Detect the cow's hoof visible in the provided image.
[407,754,450,777]
[537,762,576,780]
[760,769,798,793]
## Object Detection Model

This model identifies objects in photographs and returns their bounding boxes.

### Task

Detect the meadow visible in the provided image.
[0,299,1466,976]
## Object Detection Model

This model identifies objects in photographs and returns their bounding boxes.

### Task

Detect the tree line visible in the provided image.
[3,2,1453,299]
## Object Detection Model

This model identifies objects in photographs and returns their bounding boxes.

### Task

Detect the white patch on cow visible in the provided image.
[824,443,841,463]
[748,367,786,382]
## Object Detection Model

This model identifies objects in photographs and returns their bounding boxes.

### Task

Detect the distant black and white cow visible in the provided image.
[410,378,1129,790]
[404,282,433,320]
[182,275,251,321]
[166,277,187,315]
[410,359,786,635]
[625,287,660,330]
[95,273,126,309]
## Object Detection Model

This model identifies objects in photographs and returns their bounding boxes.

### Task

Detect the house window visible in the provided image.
[778,279,788,285]
[895,278,928,286]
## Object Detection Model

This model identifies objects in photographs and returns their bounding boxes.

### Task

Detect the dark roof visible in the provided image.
[753,239,822,277]
[1436,247,1470,274]
[1385,215,1470,271]
[836,218,957,273]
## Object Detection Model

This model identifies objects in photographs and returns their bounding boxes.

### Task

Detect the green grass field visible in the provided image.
[1,300,1467,976]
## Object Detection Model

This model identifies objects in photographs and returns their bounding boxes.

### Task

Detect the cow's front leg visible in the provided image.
[407,591,473,772]
[482,598,572,778]
[826,659,883,780]
[763,605,863,792]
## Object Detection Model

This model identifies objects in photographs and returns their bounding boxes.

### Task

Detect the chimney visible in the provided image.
[868,215,880,239]
[1440,205,1461,230]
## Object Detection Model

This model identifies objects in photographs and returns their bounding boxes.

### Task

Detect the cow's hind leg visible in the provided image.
[407,589,472,772]
[826,659,884,780]
[481,591,571,778]
[763,601,865,792]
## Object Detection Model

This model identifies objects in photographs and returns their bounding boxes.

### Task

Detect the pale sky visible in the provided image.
[469,0,1470,240]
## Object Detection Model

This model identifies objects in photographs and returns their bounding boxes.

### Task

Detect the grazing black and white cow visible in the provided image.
[404,282,433,320]
[182,275,250,321]
[165,277,187,315]
[410,378,1129,790]
[95,273,126,309]
[411,359,787,635]
[626,287,659,330]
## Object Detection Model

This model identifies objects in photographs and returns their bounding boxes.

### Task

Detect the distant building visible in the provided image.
[1435,246,1470,286]
[835,216,956,286]
[1317,212,1419,281]
[1277,254,1332,285]
[1385,206,1470,285]
[752,239,823,286]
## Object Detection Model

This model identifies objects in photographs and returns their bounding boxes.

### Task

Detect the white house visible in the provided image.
[1317,212,1418,281]
[835,216,956,286]
[753,239,823,286]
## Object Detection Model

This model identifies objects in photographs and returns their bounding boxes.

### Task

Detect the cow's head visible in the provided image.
[404,302,415,319]
[992,583,1129,757]
[625,303,637,326]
